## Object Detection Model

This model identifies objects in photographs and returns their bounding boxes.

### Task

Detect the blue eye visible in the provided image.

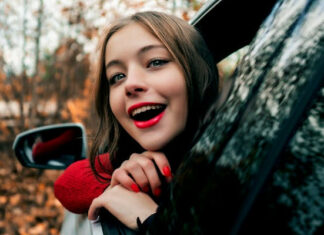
[109,73,125,85]
[148,59,169,68]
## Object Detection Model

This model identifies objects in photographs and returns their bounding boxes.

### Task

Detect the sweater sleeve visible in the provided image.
[54,153,112,214]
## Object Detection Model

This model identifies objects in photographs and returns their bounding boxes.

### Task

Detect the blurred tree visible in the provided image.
[29,0,44,127]
[0,0,207,141]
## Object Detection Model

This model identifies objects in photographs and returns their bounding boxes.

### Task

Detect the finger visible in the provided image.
[136,156,162,195]
[111,168,140,193]
[129,153,162,195]
[143,151,173,182]
[122,160,150,193]
[88,197,103,220]
[119,159,149,192]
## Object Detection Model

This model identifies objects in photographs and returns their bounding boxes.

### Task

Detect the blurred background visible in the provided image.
[0,0,242,234]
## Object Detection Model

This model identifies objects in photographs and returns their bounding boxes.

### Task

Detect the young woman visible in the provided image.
[54,10,219,231]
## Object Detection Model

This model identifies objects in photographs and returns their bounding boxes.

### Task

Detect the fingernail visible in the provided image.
[131,183,140,192]
[154,188,161,197]
[162,166,172,177]
[142,185,149,193]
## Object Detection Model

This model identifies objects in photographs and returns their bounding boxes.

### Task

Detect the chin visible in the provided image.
[139,141,167,152]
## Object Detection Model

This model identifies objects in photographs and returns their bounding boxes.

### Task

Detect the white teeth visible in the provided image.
[131,105,163,117]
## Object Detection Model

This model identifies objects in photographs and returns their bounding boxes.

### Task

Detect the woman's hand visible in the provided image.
[88,184,158,230]
[110,151,172,196]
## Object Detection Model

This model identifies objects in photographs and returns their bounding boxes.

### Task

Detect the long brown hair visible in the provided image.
[90,11,218,180]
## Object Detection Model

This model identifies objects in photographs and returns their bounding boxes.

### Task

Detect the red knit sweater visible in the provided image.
[54,153,113,214]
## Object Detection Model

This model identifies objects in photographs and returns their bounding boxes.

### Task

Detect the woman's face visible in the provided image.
[105,22,188,151]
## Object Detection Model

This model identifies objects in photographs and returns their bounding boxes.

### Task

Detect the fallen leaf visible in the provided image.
[9,194,21,206]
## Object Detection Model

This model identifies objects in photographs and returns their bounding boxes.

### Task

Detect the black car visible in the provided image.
[13,0,324,234]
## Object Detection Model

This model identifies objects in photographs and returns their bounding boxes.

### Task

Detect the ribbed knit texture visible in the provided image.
[54,153,112,214]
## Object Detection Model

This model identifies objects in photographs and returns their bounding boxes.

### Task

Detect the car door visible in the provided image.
[149,0,324,234]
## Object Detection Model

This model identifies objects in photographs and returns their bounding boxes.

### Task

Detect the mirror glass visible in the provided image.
[13,123,86,169]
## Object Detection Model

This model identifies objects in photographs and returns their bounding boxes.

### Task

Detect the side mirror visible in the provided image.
[12,123,87,169]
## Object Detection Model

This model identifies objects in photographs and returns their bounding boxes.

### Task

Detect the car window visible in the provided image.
[150,0,324,234]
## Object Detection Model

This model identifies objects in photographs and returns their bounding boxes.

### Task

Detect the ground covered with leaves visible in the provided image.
[0,143,65,235]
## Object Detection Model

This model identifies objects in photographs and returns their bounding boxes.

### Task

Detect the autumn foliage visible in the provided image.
[0,37,92,234]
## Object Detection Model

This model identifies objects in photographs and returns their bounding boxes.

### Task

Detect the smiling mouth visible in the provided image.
[130,104,166,121]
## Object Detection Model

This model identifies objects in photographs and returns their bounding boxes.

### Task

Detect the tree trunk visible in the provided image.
[19,0,28,130]
[29,0,43,127]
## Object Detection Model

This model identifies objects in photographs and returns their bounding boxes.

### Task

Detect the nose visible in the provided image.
[125,66,147,97]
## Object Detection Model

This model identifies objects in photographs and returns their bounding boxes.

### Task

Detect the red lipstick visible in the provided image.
[134,111,165,128]
[128,102,165,129]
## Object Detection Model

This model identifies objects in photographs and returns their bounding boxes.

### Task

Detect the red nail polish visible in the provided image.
[142,185,149,193]
[154,188,161,197]
[162,166,172,177]
[131,184,140,192]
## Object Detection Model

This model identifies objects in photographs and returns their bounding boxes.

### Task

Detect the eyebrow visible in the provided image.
[105,44,167,71]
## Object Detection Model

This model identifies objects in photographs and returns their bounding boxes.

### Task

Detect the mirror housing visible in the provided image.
[12,123,87,170]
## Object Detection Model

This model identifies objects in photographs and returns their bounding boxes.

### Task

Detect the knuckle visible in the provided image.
[122,160,137,171]
[92,197,101,205]
[120,160,129,168]
[142,158,154,169]
[153,152,165,161]
[129,153,139,160]
[128,161,140,171]
[112,168,123,178]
